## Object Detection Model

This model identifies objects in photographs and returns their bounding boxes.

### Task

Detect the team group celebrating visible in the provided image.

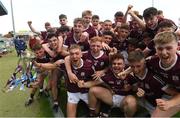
[25,4,180,117]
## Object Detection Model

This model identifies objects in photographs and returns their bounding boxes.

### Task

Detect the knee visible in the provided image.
[123,95,137,108]
[122,95,137,117]
[125,95,136,104]
[89,87,102,95]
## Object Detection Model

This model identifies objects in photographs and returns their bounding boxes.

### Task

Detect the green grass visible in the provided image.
[0,51,53,117]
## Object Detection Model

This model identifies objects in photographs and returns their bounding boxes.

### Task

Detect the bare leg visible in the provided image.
[50,68,62,102]
[88,86,113,116]
[121,95,137,117]
[67,102,77,118]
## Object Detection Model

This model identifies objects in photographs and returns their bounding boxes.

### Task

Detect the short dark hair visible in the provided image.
[128,50,145,63]
[46,32,57,40]
[102,30,114,38]
[56,26,70,34]
[114,11,124,18]
[143,7,158,20]
[142,32,152,39]
[59,14,67,19]
[127,37,139,46]
[110,53,124,64]
[157,19,177,31]
[92,15,99,20]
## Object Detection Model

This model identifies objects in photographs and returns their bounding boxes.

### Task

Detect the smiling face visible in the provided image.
[145,15,158,29]
[103,35,113,44]
[129,59,146,76]
[92,19,99,27]
[48,36,59,50]
[83,15,92,24]
[34,48,45,59]
[90,41,102,54]
[112,59,125,75]
[117,28,129,39]
[73,22,84,34]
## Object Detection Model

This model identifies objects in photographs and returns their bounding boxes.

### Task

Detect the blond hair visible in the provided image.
[69,44,81,51]
[153,31,178,45]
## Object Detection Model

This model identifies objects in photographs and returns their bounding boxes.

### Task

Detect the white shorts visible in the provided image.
[67,92,88,104]
[112,94,125,107]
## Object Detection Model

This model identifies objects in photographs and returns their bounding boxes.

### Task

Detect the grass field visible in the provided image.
[0,51,53,117]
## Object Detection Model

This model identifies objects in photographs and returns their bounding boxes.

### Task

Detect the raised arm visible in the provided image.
[27,21,41,35]
[42,43,56,58]
[128,9,146,30]
[123,5,133,23]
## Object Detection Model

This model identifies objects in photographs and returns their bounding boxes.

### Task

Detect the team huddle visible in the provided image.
[25,5,180,117]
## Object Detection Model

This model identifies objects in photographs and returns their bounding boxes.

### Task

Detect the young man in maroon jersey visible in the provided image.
[63,17,90,52]
[120,32,180,117]
[128,50,178,115]
[25,44,50,106]
[147,31,180,117]
[78,53,137,117]
[81,10,97,39]
[91,15,101,31]
[65,44,95,117]
[64,36,109,84]
[27,21,53,43]
[34,33,65,112]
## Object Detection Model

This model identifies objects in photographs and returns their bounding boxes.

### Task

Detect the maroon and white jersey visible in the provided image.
[83,50,109,71]
[134,68,167,106]
[84,25,97,39]
[147,54,180,92]
[66,59,94,93]
[101,68,136,96]
[64,33,90,51]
